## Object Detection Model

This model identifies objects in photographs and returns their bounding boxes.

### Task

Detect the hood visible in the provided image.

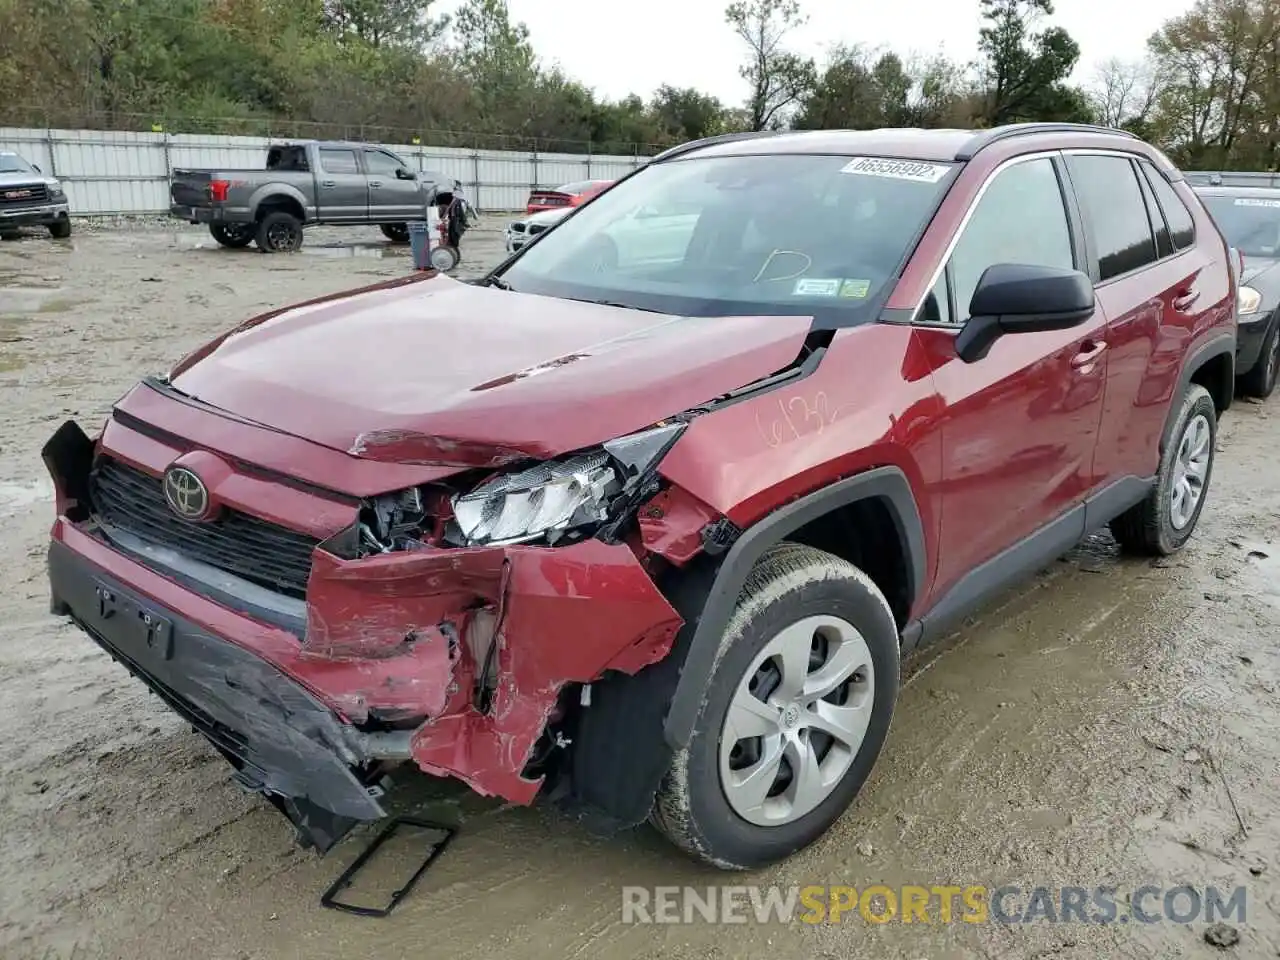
[169,274,812,466]
[1241,254,1280,286]
[0,171,51,188]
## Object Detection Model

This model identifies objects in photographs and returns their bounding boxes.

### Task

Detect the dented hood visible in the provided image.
[169,274,812,465]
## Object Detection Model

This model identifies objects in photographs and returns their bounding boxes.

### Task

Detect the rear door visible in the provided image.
[315,147,367,222]
[1065,152,1213,488]
[363,149,420,222]
[915,153,1109,595]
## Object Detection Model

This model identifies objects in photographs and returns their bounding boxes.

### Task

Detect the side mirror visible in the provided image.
[396,168,415,180]
[954,263,1095,363]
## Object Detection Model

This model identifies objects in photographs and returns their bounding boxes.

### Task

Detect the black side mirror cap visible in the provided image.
[955,263,1095,363]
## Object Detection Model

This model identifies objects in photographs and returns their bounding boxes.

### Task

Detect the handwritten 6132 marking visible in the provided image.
[757,391,858,448]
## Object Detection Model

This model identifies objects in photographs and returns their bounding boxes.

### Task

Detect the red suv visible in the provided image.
[44,123,1236,869]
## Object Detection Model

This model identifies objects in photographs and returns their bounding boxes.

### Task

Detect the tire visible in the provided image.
[1239,318,1279,399]
[255,210,304,253]
[48,219,72,239]
[429,245,459,271]
[1111,384,1217,556]
[209,223,254,249]
[0,230,19,241]
[651,542,900,870]
[380,223,410,243]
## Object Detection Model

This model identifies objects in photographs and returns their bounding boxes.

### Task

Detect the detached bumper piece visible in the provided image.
[48,540,386,852]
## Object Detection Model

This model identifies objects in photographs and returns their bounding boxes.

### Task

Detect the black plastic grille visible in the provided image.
[89,457,318,599]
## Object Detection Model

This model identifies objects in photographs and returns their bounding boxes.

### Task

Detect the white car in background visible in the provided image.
[505,207,572,253]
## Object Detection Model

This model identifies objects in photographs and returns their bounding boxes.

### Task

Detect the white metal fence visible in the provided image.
[0,127,648,216]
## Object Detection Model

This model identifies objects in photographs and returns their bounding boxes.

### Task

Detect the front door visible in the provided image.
[316,147,367,222]
[363,149,421,222]
[915,153,1109,597]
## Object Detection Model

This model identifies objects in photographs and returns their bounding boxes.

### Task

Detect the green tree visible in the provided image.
[977,0,1084,124]
[650,85,728,142]
[725,0,816,130]
[322,0,448,49]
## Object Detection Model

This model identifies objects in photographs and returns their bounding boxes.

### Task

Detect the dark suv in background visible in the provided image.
[45,123,1235,870]
[1189,171,1280,398]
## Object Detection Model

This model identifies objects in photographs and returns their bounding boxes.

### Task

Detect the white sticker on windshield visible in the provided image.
[840,156,950,183]
[1234,197,1280,208]
[793,278,841,297]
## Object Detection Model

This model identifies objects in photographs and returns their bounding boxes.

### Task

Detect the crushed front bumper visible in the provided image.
[49,535,386,851]
[48,505,684,851]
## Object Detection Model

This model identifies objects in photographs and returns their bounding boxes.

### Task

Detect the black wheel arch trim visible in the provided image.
[661,465,927,749]
[1159,331,1235,454]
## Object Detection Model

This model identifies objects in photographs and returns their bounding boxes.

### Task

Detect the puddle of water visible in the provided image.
[0,477,53,516]
[0,287,78,315]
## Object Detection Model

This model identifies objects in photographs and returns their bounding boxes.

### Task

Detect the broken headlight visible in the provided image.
[448,422,686,547]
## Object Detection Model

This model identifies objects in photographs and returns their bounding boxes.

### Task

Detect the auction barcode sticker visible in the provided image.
[840,157,951,183]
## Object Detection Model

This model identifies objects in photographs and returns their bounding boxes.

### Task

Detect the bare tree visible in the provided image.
[725,0,816,130]
[1090,57,1162,128]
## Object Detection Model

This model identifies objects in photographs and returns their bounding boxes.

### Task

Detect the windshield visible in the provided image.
[1201,194,1280,257]
[501,153,955,321]
[0,153,34,174]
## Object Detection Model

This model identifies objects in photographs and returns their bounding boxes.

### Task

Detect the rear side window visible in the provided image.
[319,148,359,174]
[1142,162,1196,251]
[1136,167,1172,258]
[1070,155,1157,281]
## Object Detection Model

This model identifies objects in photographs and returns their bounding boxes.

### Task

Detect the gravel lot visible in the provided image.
[0,220,1277,960]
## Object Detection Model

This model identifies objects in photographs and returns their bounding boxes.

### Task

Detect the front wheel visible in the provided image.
[255,211,304,253]
[1240,318,1279,399]
[651,543,900,870]
[48,219,72,239]
[209,223,253,248]
[1111,384,1217,555]
[379,223,410,243]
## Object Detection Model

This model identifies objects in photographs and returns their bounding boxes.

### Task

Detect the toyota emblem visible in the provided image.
[163,466,211,520]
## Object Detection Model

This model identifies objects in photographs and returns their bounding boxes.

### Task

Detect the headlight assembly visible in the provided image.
[1239,284,1263,315]
[448,421,685,547]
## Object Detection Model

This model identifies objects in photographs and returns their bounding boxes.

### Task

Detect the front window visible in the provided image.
[1200,194,1280,258]
[0,153,34,174]
[500,154,955,321]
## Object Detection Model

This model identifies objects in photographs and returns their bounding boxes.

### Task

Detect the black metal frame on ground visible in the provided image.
[319,817,458,918]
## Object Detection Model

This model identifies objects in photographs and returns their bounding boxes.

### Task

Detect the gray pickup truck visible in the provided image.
[0,151,72,239]
[169,140,449,252]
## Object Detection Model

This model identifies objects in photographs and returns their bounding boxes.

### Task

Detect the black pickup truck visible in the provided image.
[169,140,454,252]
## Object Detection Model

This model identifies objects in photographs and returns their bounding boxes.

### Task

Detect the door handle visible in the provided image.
[320,180,336,187]
[1070,340,1108,369]
[1173,289,1200,312]
[369,181,383,189]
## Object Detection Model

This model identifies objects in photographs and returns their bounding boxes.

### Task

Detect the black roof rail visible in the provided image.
[650,130,782,163]
[955,122,1139,161]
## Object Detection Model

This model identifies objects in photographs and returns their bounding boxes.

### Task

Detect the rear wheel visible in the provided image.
[1240,318,1279,399]
[48,219,72,239]
[255,211,304,253]
[209,223,253,248]
[379,223,410,243]
[1111,384,1216,556]
[651,543,899,869]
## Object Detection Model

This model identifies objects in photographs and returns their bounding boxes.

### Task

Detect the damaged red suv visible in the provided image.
[45,124,1237,869]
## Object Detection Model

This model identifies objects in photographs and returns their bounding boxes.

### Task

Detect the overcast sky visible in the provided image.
[438,0,1194,105]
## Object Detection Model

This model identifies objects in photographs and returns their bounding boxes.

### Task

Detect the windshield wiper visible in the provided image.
[479,274,513,290]
[564,296,667,314]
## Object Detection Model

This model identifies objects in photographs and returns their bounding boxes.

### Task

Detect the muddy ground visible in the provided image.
[0,220,1276,960]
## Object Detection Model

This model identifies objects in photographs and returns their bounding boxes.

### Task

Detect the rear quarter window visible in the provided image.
[1141,161,1196,251]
